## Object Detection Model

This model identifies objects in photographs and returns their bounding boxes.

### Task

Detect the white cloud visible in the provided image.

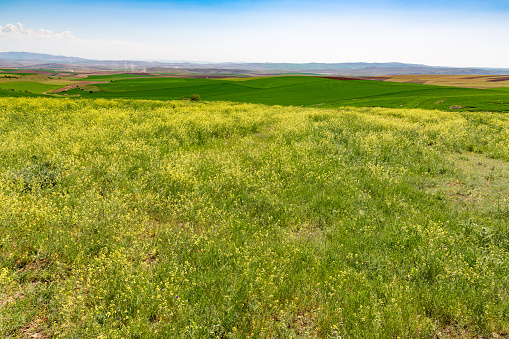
[0,22,74,40]
[0,22,152,60]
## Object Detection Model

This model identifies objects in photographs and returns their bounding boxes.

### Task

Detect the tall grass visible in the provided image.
[1,97,508,338]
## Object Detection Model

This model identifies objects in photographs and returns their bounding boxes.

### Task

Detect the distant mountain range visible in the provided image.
[1,52,508,76]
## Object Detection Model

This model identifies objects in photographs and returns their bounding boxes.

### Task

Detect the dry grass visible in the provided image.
[366,75,509,89]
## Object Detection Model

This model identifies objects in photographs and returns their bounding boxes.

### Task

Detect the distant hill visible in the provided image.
[1,51,508,75]
[0,52,89,63]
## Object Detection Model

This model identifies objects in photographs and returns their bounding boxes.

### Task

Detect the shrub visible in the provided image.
[190,94,201,102]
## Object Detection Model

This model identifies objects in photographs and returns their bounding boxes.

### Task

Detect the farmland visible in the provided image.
[1,97,509,338]
[365,75,509,89]
[65,75,509,113]
[2,70,509,112]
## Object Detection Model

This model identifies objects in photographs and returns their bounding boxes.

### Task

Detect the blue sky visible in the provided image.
[1,0,508,67]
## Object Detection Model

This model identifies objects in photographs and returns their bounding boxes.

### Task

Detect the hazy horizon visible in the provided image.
[1,0,509,68]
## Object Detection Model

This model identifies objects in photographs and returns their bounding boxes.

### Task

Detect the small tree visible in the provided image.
[190,94,201,102]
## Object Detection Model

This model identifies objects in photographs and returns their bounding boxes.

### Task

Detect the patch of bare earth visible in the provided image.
[319,76,367,81]
[19,315,50,339]
[1,280,44,309]
[46,81,108,94]
[433,325,508,338]
[487,76,509,82]
[293,311,318,337]
[1,290,24,308]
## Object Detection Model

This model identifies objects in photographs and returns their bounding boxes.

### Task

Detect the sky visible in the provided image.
[1,0,509,68]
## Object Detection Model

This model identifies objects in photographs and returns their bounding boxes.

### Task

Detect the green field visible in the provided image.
[61,75,509,112]
[0,81,62,94]
[0,88,41,98]
[1,72,509,112]
[1,97,509,338]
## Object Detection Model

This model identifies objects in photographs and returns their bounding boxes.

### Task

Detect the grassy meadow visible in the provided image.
[1,97,509,338]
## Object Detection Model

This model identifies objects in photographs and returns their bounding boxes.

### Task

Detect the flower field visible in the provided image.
[1,97,508,338]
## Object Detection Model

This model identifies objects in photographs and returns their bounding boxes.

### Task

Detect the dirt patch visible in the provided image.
[487,76,509,82]
[0,292,23,308]
[433,325,509,338]
[293,310,318,337]
[45,80,108,94]
[0,286,27,308]
[19,315,50,339]
[319,76,367,81]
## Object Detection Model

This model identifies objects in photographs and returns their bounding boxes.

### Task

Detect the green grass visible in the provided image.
[0,89,40,97]
[1,97,509,338]
[61,76,509,113]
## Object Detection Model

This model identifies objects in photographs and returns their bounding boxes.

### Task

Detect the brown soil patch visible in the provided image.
[22,257,50,272]
[320,76,367,81]
[19,315,50,339]
[0,293,19,308]
[487,76,509,82]
[293,310,318,337]
[1,287,26,308]
[433,325,508,338]
[46,81,108,94]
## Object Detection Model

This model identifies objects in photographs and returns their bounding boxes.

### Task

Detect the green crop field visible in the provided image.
[2,72,509,112]
[61,75,509,113]
[0,81,62,94]
[1,97,508,338]
[0,89,41,98]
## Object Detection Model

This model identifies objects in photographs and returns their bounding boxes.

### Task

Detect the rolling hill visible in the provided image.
[2,52,509,75]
